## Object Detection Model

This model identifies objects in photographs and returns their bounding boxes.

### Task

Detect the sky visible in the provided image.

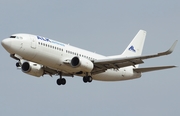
[0,0,180,116]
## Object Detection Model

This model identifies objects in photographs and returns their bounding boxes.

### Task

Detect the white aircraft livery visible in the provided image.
[1,30,178,86]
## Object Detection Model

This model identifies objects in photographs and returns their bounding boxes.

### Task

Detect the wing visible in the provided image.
[92,40,178,74]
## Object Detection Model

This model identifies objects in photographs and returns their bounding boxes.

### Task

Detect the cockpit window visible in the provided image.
[10,36,16,38]
[9,36,23,39]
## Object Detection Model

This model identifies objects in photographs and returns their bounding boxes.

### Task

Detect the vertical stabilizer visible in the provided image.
[121,30,146,57]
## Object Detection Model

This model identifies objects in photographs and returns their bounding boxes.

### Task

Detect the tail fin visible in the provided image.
[121,30,146,57]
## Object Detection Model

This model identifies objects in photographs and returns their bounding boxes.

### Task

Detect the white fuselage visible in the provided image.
[2,34,141,81]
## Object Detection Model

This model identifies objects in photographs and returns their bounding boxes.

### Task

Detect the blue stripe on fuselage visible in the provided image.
[37,36,65,47]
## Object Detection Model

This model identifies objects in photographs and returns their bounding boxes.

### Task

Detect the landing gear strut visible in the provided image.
[56,72,66,85]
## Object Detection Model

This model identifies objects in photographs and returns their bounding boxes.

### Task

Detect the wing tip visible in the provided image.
[168,40,178,53]
[158,40,178,55]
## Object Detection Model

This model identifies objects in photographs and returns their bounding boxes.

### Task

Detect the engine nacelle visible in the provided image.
[21,61,44,77]
[71,56,94,72]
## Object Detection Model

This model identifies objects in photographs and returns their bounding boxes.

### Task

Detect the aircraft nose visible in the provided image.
[1,38,12,49]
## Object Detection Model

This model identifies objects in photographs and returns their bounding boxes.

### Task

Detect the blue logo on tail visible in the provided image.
[128,46,136,52]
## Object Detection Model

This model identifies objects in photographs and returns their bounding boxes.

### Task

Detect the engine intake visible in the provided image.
[22,62,31,72]
[21,61,44,77]
[71,57,80,67]
[71,57,94,72]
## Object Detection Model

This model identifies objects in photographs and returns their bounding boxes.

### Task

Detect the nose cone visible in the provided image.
[1,38,12,52]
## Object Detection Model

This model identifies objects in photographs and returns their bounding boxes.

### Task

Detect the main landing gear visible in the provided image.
[82,72,93,83]
[56,72,66,85]
[83,76,92,83]
[56,78,66,85]
[56,72,93,86]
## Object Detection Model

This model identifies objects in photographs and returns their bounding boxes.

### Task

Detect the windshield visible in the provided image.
[9,35,23,39]
[10,36,16,38]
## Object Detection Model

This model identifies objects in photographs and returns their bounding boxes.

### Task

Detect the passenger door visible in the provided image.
[30,35,36,49]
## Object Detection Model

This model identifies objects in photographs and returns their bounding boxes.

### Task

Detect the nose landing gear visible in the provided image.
[16,62,21,67]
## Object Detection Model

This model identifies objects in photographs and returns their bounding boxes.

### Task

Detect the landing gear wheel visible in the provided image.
[56,78,66,85]
[83,76,92,83]
[62,78,66,85]
[88,76,92,82]
[16,62,20,67]
[56,79,61,85]
[83,76,88,83]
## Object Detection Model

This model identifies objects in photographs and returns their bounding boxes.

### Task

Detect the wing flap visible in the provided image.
[133,66,176,73]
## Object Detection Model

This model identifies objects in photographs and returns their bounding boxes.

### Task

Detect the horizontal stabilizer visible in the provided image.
[134,66,176,73]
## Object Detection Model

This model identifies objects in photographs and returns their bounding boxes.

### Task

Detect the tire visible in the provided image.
[56,79,61,85]
[62,78,66,85]
[83,77,88,83]
[88,76,92,82]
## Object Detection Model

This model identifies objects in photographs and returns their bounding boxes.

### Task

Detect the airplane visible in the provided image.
[1,30,178,86]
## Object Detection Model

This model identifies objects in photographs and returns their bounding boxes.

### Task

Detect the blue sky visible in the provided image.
[0,0,180,116]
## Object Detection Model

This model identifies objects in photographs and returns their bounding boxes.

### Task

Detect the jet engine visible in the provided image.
[71,56,94,72]
[21,61,44,77]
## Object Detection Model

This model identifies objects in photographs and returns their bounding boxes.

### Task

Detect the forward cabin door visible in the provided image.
[30,35,36,49]
[27,35,37,60]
